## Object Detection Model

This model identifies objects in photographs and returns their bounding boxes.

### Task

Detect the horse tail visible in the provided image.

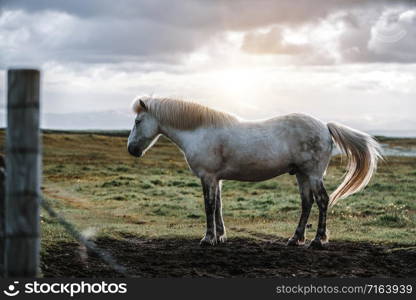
[327,122,383,207]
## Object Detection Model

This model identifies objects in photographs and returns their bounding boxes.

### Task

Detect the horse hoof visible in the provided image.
[200,236,217,246]
[308,239,325,250]
[287,237,305,246]
[218,235,227,243]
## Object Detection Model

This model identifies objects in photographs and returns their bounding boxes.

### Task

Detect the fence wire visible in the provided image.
[41,197,129,277]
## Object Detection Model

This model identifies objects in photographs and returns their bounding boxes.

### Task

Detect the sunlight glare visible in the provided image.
[211,68,265,103]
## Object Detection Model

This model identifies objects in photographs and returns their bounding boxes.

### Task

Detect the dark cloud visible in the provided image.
[239,2,416,64]
[1,0,415,66]
[0,6,220,66]
[241,27,312,55]
[340,8,416,63]
[0,0,393,29]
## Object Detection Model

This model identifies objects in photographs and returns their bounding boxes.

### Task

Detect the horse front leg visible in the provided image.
[287,173,313,246]
[200,177,218,246]
[215,181,227,243]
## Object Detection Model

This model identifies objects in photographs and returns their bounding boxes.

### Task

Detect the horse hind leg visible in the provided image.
[309,180,330,249]
[287,173,314,246]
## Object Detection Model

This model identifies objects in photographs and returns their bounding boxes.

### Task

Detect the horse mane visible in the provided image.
[132,97,239,130]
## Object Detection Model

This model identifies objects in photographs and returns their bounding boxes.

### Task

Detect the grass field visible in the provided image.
[1,130,415,277]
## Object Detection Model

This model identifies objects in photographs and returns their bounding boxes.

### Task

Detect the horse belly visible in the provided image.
[219,156,291,181]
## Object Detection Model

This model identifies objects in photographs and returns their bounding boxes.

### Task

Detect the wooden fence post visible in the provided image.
[5,69,41,277]
[0,155,5,276]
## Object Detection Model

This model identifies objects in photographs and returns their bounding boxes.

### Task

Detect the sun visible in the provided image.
[211,68,266,104]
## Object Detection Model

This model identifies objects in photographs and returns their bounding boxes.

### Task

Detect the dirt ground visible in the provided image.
[41,231,416,278]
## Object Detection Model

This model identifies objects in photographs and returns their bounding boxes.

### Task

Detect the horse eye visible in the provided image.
[135,120,141,125]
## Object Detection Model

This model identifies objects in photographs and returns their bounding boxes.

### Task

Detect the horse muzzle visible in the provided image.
[127,144,143,157]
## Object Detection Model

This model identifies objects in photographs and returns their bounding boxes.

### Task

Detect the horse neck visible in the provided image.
[159,124,191,151]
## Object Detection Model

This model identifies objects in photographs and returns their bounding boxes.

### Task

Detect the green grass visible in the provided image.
[1,130,416,249]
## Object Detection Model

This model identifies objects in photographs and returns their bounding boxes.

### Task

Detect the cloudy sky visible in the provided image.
[1,0,416,135]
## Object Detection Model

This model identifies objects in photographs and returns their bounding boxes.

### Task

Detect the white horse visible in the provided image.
[127,97,382,248]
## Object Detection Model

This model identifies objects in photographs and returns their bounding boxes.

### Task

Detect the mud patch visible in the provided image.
[41,235,416,278]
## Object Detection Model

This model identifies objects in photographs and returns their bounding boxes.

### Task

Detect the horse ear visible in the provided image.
[139,100,147,111]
